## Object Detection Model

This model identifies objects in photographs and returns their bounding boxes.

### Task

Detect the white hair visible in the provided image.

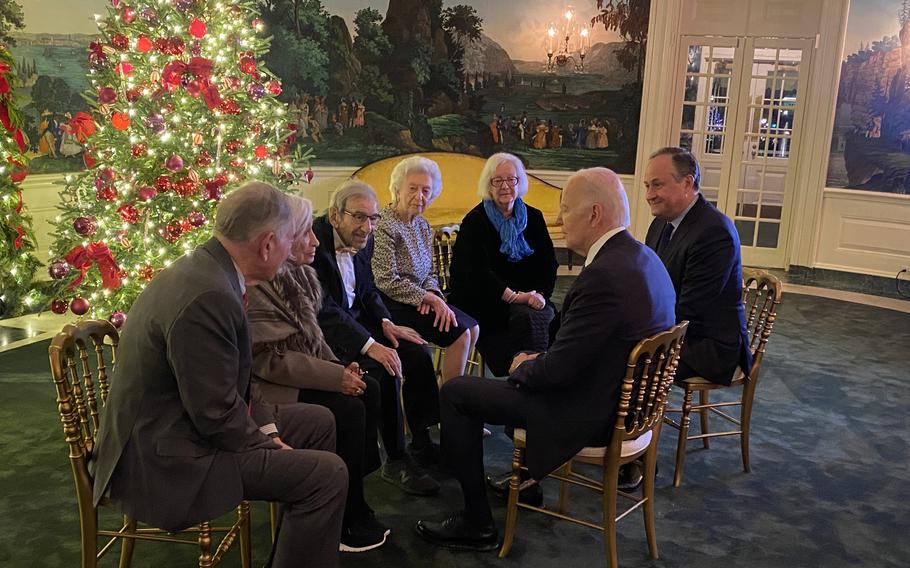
[329,179,377,215]
[214,180,292,242]
[568,167,630,229]
[476,152,529,200]
[286,194,313,235]
[388,155,443,205]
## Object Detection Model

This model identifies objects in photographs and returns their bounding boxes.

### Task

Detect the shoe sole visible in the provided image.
[340,532,388,553]
[414,525,499,551]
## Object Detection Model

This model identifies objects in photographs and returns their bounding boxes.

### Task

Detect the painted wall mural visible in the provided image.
[828,0,910,194]
[10,0,650,174]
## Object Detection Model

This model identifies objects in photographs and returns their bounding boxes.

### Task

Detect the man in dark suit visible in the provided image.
[415,168,677,550]
[91,182,348,568]
[312,179,440,495]
[643,147,752,386]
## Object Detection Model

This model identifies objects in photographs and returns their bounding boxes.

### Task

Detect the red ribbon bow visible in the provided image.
[13,226,24,250]
[64,242,123,291]
[69,112,96,143]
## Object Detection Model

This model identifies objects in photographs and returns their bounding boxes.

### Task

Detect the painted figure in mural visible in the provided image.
[547,120,561,149]
[595,121,610,149]
[865,115,882,138]
[587,120,599,149]
[37,111,58,157]
[315,96,329,131]
[497,115,507,145]
[577,119,589,148]
[371,156,480,383]
[353,99,365,128]
[532,120,548,149]
[332,113,344,138]
[339,100,349,130]
[489,115,499,144]
[58,113,83,157]
[309,118,323,144]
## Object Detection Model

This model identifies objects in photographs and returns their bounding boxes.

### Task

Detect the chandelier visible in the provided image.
[545,6,591,73]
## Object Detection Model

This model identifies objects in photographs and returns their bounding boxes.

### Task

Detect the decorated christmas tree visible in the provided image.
[0,47,40,318]
[46,0,303,324]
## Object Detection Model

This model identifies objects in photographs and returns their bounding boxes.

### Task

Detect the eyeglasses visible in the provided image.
[490,176,519,187]
[343,210,382,224]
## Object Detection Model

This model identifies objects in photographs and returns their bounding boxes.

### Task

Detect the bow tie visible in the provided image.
[336,246,358,255]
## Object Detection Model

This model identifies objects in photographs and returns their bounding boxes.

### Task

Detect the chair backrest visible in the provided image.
[614,322,689,442]
[432,224,460,294]
[48,320,120,501]
[741,268,783,377]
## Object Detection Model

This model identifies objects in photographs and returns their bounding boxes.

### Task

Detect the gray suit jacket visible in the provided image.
[91,237,275,531]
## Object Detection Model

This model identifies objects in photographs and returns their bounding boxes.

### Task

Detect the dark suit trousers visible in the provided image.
[440,376,529,525]
[236,403,347,568]
[298,374,381,528]
[356,320,440,457]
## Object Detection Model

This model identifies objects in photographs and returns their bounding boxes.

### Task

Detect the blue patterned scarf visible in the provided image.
[483,198,534,262]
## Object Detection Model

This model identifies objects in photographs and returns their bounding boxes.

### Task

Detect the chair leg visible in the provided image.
[558,460,572,515]
[673,387,694,487]
[642,434,660,560]
[118,515,136,568]
[81,507,99,568]
[698,389,711,449]
[269,502,280,543]
[197,521,214,568]
[603,460,620,568]
[239,501,252,568]
[741,383,755,473]
[498,446,523,558]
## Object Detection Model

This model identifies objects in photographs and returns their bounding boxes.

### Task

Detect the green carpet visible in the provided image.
[1,292,909,567]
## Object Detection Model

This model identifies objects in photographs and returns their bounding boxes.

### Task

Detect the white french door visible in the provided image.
[672,35,814,267]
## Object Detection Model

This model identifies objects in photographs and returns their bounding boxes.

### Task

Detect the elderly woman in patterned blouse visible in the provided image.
[372,156,480,381]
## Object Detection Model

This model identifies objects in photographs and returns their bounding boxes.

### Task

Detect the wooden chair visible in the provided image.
[48,320,252,568]
[430,224,483,379]
[499,322,689,567]
[663,268,783,487]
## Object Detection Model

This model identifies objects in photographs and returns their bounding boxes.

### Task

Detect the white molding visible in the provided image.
[822,187,910,205]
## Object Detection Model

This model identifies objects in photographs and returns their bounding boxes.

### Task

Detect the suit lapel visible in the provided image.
[314,217,347,306]
[660,194,706,260]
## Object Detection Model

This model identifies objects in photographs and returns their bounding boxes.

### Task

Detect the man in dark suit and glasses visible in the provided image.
[643,147,752,386]
[91,181,348,568]
[415,168,676,550]
[311,179,441,495]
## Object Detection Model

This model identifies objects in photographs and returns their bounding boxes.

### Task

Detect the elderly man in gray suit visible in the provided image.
[91,181,348,568]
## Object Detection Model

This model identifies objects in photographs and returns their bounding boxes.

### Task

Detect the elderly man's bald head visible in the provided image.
[558,168,630,256]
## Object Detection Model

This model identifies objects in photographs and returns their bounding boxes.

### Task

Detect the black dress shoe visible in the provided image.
[617,462,643,492]
[486,473,544,507]
[415,511,498,551]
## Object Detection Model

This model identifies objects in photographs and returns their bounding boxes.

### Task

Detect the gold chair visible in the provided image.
[499,322,689,567]
[430,225,484,379]
[663,268,783,487]
[48,320,252,568]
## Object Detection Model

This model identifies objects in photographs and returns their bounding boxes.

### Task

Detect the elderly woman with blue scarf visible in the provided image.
[448,153,558,376]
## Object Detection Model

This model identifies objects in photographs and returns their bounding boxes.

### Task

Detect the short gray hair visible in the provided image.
[649,146,701,192]
[388,155,443,205]
[330,179,378,215]
[568,167,630,229]
[287,194,314,235]
[214,181,292,242]
[477,152,529,200]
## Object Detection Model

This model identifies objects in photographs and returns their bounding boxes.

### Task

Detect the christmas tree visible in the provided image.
[0,46,40,318]
[46,0,303,324]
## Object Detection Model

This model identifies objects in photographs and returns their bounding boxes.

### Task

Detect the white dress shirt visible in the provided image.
[333,229,376,355]
[584,226,625,267]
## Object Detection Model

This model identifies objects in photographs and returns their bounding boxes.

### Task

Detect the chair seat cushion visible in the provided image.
[512,429,652,459]
[681,366,745,387]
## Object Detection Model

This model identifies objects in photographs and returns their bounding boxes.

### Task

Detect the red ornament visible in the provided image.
[139,265,155,281]
[100,168,117,181]
[73,216,97,236]
[195,149,213,166]
[165,154,185,172]
[226,139,242,154]
[83,153,97,169]
[154,175,173,192]
[219,99,241,115]
[138,186,157,201]
[167,36,185,55]
[173,177,198,197]
[225,76,241,90]
[187,210,206,227]
[51,299,69,314]
[190,41,202,57]
[304,168,314,183]
[109,311,127,328]
[155,37,170,53]
[117,203,140,224]
[266,80,282,96]
[189,18,207,38]
[238,55,256,75]
[112,112,131,130]
[162,221,184,242]
[254,144,268,159]
[70,297,90,316]
[97,185,118,201]
[131,142,147,157]
[111,33,129,50]
[99,87,117,104]
[121,5,136,24]
[125,88,141,102]
[114,62,133,76]
[202,182,222,201]
[48,260,71,280]
[229,157,244,169]
[136,35,153,53]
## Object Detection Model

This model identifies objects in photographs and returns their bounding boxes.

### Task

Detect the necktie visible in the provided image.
[335,246,357,255]
[655,221,674,256]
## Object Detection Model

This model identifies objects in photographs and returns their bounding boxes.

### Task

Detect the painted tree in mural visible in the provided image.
[0,47,40,317]
[0,0,24,46]
[46,0,299,323]
[594,0,650,84]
